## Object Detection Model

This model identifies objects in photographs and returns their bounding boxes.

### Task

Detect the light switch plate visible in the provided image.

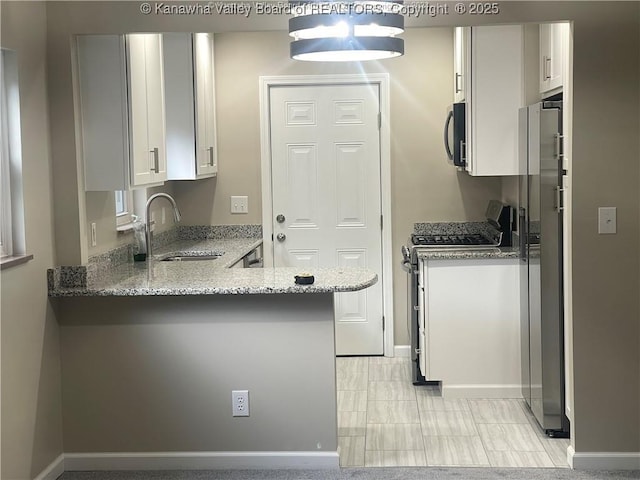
[598,207,616,234]
[231,196,248,214]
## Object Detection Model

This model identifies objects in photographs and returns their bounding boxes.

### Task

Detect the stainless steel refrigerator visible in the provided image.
[518,101,570,438]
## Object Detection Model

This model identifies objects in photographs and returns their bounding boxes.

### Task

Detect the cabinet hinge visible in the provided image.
[378,112,382,129]
[382,316,385,331]
[380,214,383,230]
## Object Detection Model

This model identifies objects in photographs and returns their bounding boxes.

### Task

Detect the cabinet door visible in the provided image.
[163,33,197,180]
[144,34,167,184]
[128,34,166,187]
[540,23,566,95]
[77,35,129,191]
[127,34,154,187]
[453,27,469,103]
[194,33,218,177]
[418,259,429,379]
[469,25,523,176]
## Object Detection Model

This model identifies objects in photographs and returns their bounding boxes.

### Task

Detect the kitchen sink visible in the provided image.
[160,254,221,262]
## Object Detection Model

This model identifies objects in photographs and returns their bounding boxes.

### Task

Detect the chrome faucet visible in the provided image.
[145,193,182,260]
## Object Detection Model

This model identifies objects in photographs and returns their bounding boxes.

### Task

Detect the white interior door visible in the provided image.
[269,84,384,355]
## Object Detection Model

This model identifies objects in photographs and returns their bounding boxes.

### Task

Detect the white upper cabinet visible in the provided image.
[466,25,524,176]
[539,23,568,97]
[163,33,218,180]
[453,27,469,103]
[77,34,167,191]
[128,34,167,187]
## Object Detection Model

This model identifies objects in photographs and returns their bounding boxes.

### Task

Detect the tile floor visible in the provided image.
[336,356,570,468]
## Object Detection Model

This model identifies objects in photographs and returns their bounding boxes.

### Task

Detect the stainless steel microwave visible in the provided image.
[444,102,466,168]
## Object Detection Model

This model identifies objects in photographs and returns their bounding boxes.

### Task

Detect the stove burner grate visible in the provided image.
[411,233,495,247]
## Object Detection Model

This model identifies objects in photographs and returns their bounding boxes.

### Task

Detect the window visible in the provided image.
[115,189,134,227]
[0,48,29,267]
[1,56,13,256]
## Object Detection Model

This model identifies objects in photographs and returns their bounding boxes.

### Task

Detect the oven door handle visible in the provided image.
[401,245,413,273]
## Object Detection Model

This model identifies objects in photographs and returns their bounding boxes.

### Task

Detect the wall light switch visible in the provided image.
[231,196,249,214]
[598,207,616,234]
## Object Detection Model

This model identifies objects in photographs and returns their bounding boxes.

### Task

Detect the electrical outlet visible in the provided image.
[90,222,97,247]
[232,390,250,417]
[230,196,249,214]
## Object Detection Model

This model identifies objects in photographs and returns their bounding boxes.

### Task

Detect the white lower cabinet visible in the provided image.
[419,258,521,398]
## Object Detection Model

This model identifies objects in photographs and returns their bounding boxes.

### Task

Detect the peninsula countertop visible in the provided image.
[48,237,377,297]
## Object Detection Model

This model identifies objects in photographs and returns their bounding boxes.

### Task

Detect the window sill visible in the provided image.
[0,253,34,270]
[116,222,135,234]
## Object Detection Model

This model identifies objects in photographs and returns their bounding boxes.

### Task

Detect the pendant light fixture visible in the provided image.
[289,1,405,62]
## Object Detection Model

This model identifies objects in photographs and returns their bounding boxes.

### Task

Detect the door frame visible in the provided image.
[259,74,394,357]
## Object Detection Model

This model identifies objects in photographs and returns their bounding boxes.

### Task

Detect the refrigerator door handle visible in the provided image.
[554,186,565,213]
[554,133,565,160]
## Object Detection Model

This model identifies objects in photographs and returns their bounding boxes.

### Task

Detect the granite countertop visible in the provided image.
[49,237,377,297]
[417,246,520,260]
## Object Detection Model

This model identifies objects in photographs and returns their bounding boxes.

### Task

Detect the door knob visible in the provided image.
[276,214,285,223]
[277,233,286,242]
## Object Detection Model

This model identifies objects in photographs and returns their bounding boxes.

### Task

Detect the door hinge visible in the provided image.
[382,316,385,331]
[380,214,383,229]
[378,112,382,129]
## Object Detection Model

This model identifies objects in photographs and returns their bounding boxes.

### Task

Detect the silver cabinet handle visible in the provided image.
[208,146,214,166]
[150,147,159,173]
[276,214,285,223]
[276,233,286,242]
[543,56,552,80]
[455,73,462,93]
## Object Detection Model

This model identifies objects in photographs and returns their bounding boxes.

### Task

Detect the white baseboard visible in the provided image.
[34,454,65,480]
[568,446,640,470]
[394,345,410,357]
[441,384,522,399]
[64,451,340,471]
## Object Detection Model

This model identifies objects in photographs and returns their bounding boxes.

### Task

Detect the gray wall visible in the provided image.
[57,294,338,454]
[569,8,640,453]
[0,2,64,479]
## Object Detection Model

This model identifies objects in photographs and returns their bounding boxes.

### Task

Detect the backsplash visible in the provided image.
[414,222,500,237]
[178,224,262,240]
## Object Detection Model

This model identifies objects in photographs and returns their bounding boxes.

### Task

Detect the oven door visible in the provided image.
[403,246,428,385]
[444,102,466,167]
